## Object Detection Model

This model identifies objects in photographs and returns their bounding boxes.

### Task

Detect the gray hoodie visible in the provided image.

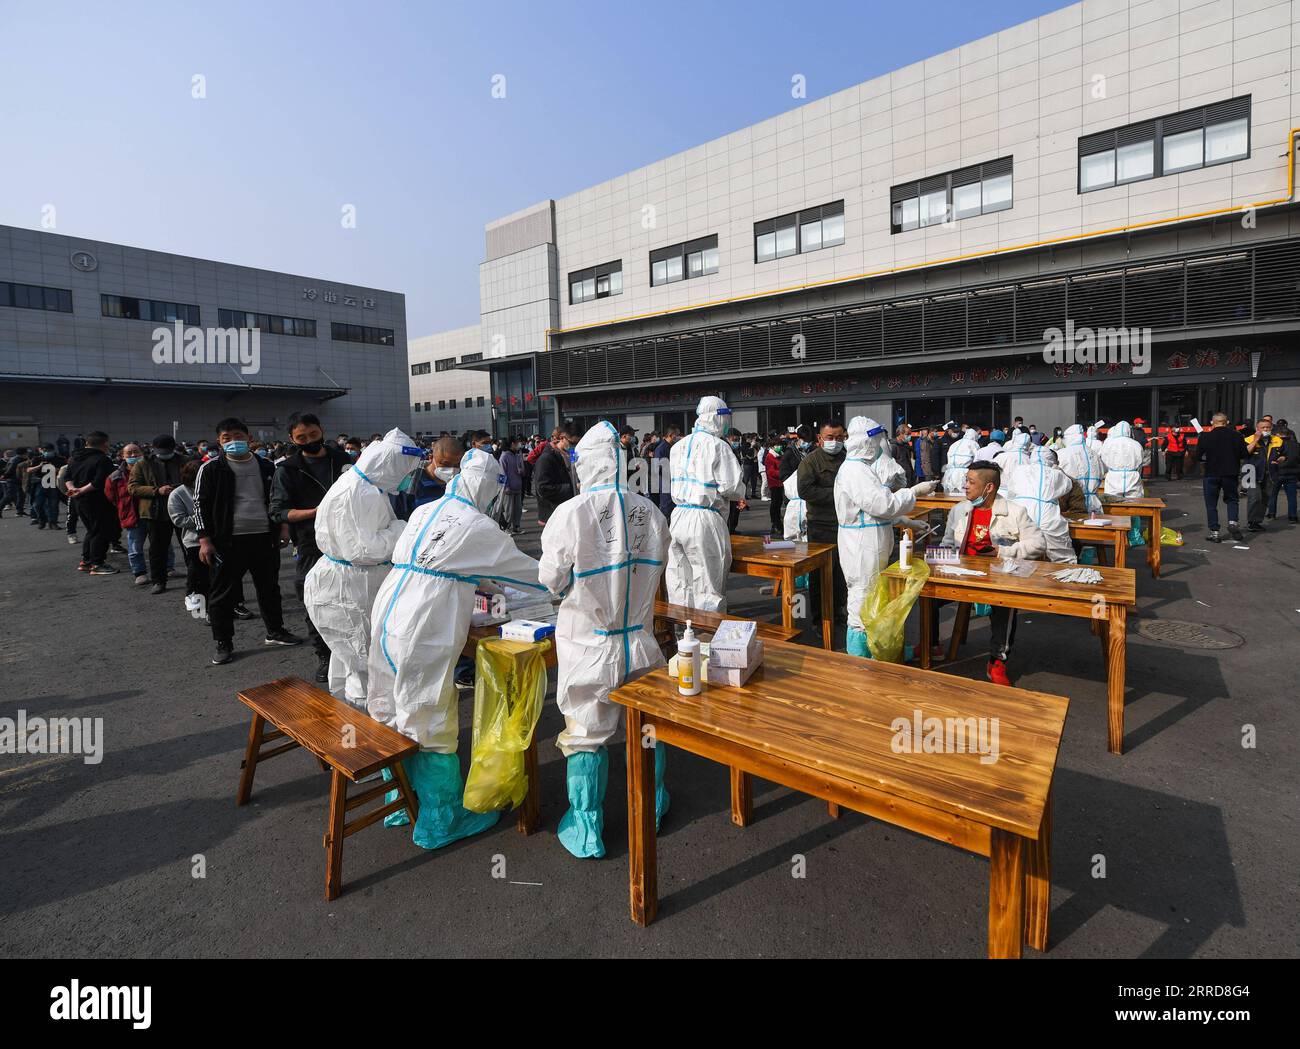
[167,485,199,548]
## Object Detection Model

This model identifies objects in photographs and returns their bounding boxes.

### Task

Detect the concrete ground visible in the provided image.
[0,480,1296,958]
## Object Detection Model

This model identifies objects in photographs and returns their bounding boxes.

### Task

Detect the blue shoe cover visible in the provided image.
[406,751,499,850]
[973,602,991,617]
[558,748,608,859]
[1128,525,1146,548]
[655,742,669,831]
[846,627,872,658]
[382,765,410,827]
[1079,546,1098,565]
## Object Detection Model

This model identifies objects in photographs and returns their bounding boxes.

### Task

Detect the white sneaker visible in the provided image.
[134,574,149,586]
[67,535,78,545]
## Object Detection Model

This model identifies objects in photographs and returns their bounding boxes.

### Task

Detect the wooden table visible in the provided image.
[609,640,1068,958]
[1101,496,1166,578]
[1064,514,1130,568]
[728,535,834,649]
[883,554,1136,754]
[914,495,1143,574]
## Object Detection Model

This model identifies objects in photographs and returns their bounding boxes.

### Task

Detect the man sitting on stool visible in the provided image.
[939,463,1046,686]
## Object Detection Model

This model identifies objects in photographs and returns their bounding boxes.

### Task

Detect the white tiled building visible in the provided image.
[473,0,1300,437]
[407,325,491,437]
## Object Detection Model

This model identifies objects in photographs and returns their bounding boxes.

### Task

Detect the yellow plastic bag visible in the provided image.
[861,558,931,664]
[463,637,549,814]
[1160,526,1184,546]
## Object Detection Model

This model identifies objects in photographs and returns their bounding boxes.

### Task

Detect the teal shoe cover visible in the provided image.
[1128,524,1146,547]
[1079,546,1098,565]
[654,742,669,831]
[381,765,410,827]
[846,627,872,658]
[406,750,499,850]
[973,602,991,617]
[558,748,608,859]
[795,573,810,590]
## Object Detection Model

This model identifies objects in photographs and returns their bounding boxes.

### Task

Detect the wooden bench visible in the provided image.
[653,599,802,649]
[236,676,421,901]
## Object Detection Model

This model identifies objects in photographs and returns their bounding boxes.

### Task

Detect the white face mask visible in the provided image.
[822,440,843,455]
[434,466,458,483]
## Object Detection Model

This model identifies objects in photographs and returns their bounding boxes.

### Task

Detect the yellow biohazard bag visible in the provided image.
[463,637,550,814]
[1160,526,1184,546]
[861,558,931,664]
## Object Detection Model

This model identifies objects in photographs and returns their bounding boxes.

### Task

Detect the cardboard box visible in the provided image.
[500,619,556,642]
[708,620,760,669]
[669,640,764,687]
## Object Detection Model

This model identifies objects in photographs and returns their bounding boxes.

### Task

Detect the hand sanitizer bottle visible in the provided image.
[677,620,701,696]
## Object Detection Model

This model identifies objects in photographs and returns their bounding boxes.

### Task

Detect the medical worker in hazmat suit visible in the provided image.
[304,428,423,710]
[993,429,1032,473]
[975,428,1005,463]
[835,417,938,658]
[1058,423,1104,513]
[942,427,981,495]
[783,473,806,540]
[1099,419,1147,546]
[539,422,671,859]
[367,448,547,850]
[665,396,746,611]
[1005,445,1076,563]
[1085,421,1104,456]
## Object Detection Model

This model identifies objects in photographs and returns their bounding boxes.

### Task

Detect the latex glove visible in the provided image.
[910,480,941,496]
[897,517,929,533]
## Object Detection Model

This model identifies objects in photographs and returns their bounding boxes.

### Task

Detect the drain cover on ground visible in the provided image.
[1136,619,1244,649]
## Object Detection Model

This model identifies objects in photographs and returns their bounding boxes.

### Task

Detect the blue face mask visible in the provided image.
[347,450,359,460]
[156,450,176,460]
[43,451,56,459]
[223,440,250,456]
[125,456,142,466]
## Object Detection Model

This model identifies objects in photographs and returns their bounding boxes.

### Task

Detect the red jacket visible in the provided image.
[764,451,782,488]
[105,467,138,528]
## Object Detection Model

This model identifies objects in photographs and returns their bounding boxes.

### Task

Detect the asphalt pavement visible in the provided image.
[0,481,1296,958]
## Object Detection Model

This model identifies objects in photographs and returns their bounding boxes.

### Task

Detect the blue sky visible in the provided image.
[0,0,1067,335]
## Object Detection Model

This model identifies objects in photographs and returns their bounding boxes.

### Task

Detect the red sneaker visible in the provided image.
[986,659,1011,686]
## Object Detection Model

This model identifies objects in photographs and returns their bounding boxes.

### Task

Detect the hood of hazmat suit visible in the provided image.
[1100,420,1144,499]
[304,427,425,707]
[1058,424,1104,513]
[665,397,746,611]
[539,422,672,858]
[1005,444,1076,563]
[368,447,545,752]
[942,430,981,494]
[975,440,1003,463]
[835,417,919,654]
[993,430,1032,473]
[782,470,806,540]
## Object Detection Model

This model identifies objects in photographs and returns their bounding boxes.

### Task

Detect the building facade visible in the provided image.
[472,0,1300,438]
[407,325,492,437]
[0,224,408,445]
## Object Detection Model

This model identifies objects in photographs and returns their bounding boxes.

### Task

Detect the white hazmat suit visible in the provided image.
[993,430,1032,473]
[1058,424,1104,513]
[539,422,671,858]
[1100,420,1145,499]
[834,417,933,658]
[942,429,981,494]
[665,396,746,611]
[367,449,546,850]
[782,470,806,540]
[1005,445,1076,563]
[304,428,422,709]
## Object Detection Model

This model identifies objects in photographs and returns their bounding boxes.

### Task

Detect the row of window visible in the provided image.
[217,308,317,337]
[0,281,73,313]
[570,260,625,304]
[651,235,719,287]
[561,96,1254,293]
[891,159,1013,234]
[414,397,487,412]
[1079,96,1250,192]
[755,200,845,261]
[411,361,432,375]
[101,294,201,325]
[331,322,395,346]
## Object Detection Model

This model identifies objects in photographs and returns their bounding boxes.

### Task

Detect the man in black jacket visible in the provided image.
[534,426,577,526]
[64,432,118,574]
[196,417,303,665]
[270,412,351,681]
[797,421,848,629]
[1196,413,1247,543]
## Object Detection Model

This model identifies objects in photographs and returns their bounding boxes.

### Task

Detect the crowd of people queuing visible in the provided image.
[1,402,1294,858]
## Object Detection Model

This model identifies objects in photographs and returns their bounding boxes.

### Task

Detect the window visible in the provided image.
[890,161,1012,234]
[462,352,483,363]
[569,260,623,304]
[754,202,843,263]
[476,396,485,407]
[413,402,421,412]
[102,294,199,324]
[435,358,455,372]
[438,400,446,410]
[650,236,718,286]
[411,362,432,376]
[450,398,457,409]
[330,322,395,345]
[1078,96,1250,192]
[1,282,72,313]
[424,401,431,411]
[218,308,316,337]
